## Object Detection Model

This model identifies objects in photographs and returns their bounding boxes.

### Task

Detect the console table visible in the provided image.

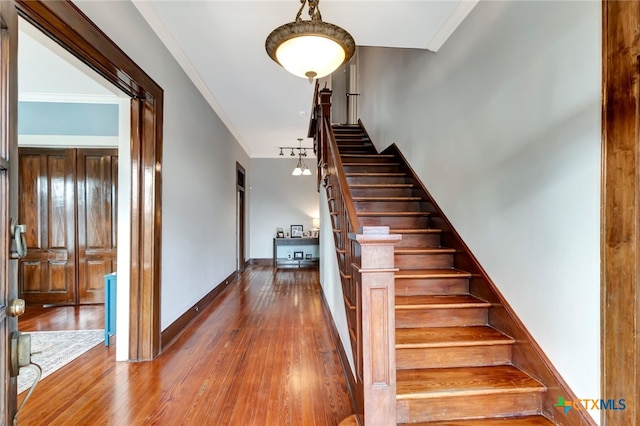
[273,237,319,268]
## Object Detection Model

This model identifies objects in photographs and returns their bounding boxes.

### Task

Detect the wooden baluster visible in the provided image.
[350,226,401,425]
[320,88,332,185]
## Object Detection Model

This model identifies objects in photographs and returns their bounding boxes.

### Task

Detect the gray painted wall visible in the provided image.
[249,158,319,259]
[355,0,600,419]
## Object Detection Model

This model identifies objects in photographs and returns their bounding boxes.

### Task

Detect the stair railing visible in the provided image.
[311,85,400,425]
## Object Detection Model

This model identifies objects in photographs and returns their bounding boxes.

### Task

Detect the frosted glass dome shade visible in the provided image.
[276,35,345,80]
[266,20,355,82]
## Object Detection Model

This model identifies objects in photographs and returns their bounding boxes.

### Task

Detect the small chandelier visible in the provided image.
[266,0,355,82]
[280,138,313,176]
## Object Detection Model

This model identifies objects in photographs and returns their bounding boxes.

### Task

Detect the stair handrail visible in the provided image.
[311,87,399,425]
[324,120,361,233]
[312,85,360,232]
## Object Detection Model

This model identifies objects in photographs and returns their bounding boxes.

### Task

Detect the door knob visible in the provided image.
[8,298,25,317]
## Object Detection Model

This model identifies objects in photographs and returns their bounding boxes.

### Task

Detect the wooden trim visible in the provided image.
[161,270,237,350]
[350,229,401,426]
[602,1,640,425]
[1,1,19,421]
[382,143,595,425]
[15,0,164,361]
[236,162,246,272]
[248,258,272,266]
[319,283,359,424]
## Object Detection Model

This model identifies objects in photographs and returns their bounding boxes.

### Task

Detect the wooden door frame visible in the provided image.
[602,1,640,425]
[236,162,246,272]
[0,1,19,421]
[15,0,163,360]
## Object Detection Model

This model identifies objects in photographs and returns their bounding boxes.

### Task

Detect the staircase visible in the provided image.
[331,124,556,425]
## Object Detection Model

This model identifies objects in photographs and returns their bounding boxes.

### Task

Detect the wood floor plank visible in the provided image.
[17,265,354,425]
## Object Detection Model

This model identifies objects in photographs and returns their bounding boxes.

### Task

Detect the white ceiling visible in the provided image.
[19,0,478,157]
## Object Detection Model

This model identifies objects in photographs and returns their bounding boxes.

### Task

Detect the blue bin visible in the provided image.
[104,272,117,346]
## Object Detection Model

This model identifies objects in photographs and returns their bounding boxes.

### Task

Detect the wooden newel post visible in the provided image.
[350,226,401,426]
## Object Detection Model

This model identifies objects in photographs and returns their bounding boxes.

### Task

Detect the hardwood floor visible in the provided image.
[16,265,354,425]
[19,304,105,331]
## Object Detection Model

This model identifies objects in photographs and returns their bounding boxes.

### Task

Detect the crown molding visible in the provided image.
[425,0,479,52]
[131,0,252,157]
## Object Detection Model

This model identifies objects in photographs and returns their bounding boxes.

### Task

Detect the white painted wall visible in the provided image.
[248,158,319,259]
[319,189,354,376]
[357,0,600,420]
[75,1,251,333]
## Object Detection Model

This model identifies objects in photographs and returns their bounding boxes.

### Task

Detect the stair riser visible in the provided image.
[350,187,414,197]
[359,216,430,228]
[336,140,368,147]
[343,164,400,173]
[334,131,366,137]
[338,149,378,156]
[347,176,407,185]
[393,233,442,247]
[396,345,513,370]
[395,253,454,268]
[355,201,425,212]
[395,278,469,296]
[396,392,543,423]
[396,308,487,328]
[339,156,395,163]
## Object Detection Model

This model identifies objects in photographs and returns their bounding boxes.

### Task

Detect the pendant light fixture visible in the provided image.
[280,138,313,176]
[266,0,355,82]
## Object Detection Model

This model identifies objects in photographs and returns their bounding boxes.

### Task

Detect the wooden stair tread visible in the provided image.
[396,326,514,348]
[351,195,422,203]
[340,154,395,158]
[396,366,546,399]
[396,248,456,255]
[358,211,431,217]
[346,172,406,176]
[343,162,400,166]
[396,294,489,309]
[395,268,471,279]
[353,196,422,201]
[350,183,414,188]
[402,415,556,425]
[390,228,442,234]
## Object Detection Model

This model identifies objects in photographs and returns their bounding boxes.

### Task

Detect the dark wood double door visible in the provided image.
[18,148,117,305]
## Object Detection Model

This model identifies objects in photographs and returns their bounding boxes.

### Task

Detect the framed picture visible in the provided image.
[276,227,284,238]
[293,251,304,260]
[305,253,312,259]
[291,225,303,238]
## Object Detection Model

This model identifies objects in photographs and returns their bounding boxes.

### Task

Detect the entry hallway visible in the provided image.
[17,265,355,425]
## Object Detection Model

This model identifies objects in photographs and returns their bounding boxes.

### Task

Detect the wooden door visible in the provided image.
[77,148,117,304]
[0,1,19,421]
[18,148,76,305]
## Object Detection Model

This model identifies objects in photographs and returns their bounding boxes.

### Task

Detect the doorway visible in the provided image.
[17,16,126,320]
[15,0,163,361]
[236,162,246,272]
